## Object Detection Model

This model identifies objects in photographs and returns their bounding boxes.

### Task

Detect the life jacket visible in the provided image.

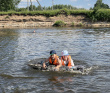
[61,55,72,66]
[49,55,59,66]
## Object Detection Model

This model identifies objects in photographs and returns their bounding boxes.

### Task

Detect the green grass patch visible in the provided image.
[53,20,66,27]
[0,9,91,16]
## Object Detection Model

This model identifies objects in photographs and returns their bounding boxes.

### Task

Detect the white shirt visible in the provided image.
[64,59,74,66]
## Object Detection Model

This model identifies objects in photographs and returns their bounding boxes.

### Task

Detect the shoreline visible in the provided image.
[0,15,110,28]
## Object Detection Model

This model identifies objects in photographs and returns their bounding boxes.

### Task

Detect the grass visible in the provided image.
[0,9,110,22]
[0,9,91,16]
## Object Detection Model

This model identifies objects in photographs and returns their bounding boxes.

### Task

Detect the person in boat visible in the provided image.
[42,50,62,71]
[61,50,74,68]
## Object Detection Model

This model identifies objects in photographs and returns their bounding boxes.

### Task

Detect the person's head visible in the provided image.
[50,50,57,59]
[62,50,69,60]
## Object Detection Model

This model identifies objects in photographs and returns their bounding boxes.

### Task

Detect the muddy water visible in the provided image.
[0,27,110,93]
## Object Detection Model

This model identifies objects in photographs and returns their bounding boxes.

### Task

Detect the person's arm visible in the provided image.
[43,58,49,69]
[68,58,74,68]
[71,59,74,66]
[55,58,62,70]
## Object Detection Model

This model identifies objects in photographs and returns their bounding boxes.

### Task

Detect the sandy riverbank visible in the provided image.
[0,14,110,28]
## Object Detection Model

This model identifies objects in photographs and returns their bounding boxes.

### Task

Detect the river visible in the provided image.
[0,27,110,93]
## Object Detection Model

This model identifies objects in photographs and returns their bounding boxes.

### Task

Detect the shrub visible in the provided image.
[5,15,10,19]
[87,9,110,22]
[53,20,66,27]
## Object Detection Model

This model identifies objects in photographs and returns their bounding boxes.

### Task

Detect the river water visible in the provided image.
[0,27,110,93]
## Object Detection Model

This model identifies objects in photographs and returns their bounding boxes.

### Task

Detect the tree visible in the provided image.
[36,5,42,10]
[29,5,36,11]
[30,0,33,11]
[89,7,93,10]
[14,0,21,6]
[17,8,27,12]
[0,0,21,11]
[93,0,109,10]
[101,3,109,9]
[94,0,102,9]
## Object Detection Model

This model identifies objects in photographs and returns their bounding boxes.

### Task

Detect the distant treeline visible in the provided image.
[17,4,86,12]
[0,0,109,12]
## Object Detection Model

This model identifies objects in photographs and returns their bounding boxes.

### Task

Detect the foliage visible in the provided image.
[17,8,27,12]
[16,4,86,11]
[87,9,110,22]
[50,4,77,10]
[53,20,66,27]
[0,0,21,11]
[93,0,109,10]
[0,9,91,16]
[29,5,37,11]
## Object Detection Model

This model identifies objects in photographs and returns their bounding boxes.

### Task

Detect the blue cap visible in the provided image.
[62,50,69,56]
[50,50,56,55]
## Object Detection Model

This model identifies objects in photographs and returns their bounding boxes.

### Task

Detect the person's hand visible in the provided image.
[42,64,47,70]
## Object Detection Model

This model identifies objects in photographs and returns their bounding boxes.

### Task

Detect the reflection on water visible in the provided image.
[0,27,110,93]
[48,76,73,84]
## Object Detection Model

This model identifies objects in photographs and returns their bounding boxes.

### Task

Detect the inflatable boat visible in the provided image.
[28,61,85,74]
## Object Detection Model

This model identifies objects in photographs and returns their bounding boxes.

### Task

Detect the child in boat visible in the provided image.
[61,50,74,68]
[43,50,62,71]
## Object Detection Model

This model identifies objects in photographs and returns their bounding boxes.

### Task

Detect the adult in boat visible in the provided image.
[43,50,62,71]
[61,50,74,68]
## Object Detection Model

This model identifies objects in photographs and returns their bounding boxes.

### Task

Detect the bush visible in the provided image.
[5,15,10,19]
[53,20,66,27]
[87,9,110,22]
